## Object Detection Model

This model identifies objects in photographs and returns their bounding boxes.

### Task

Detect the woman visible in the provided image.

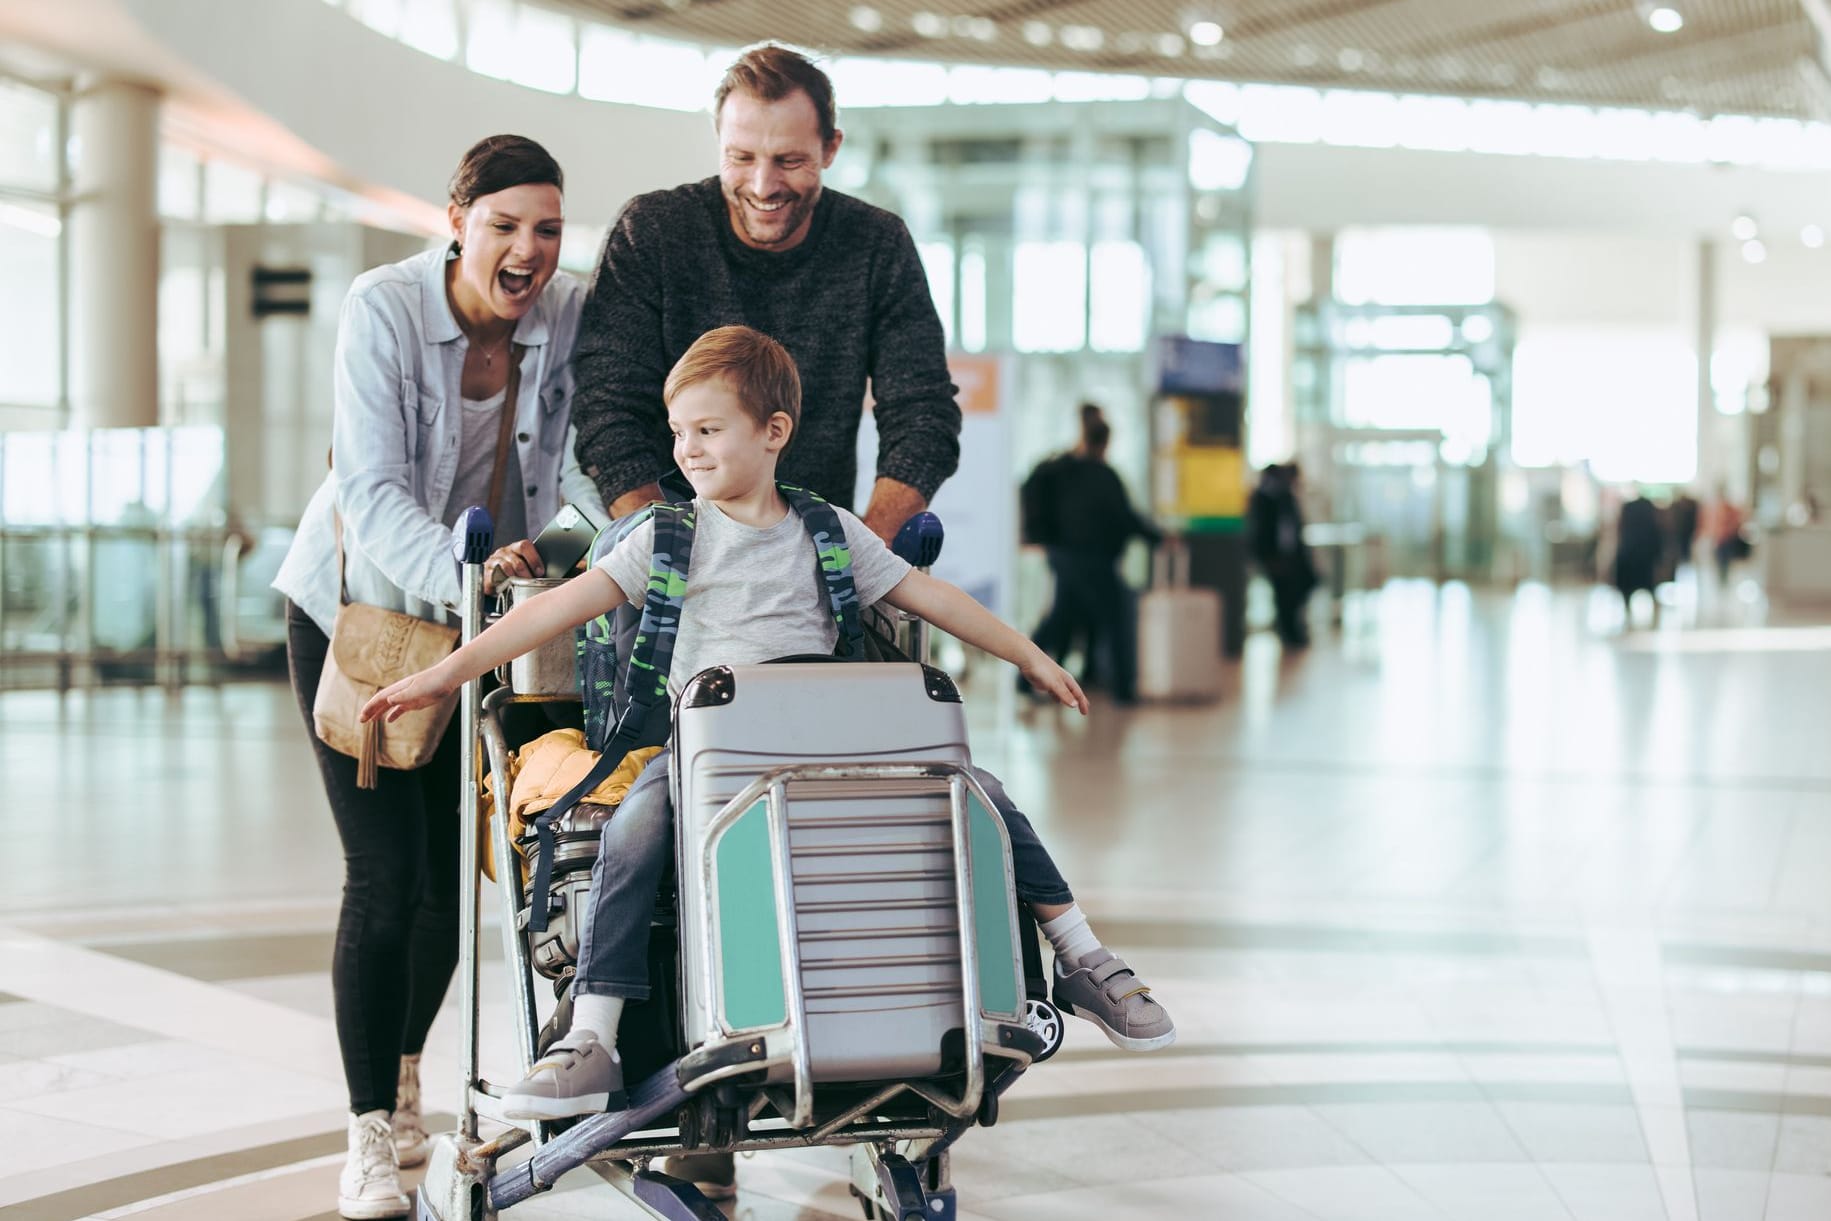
[273,134,604,1220]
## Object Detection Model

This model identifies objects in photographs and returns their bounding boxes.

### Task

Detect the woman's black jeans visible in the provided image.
[287,601,461,1115]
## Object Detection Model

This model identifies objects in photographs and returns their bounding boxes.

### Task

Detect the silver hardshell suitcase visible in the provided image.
[670,660,1027,1091]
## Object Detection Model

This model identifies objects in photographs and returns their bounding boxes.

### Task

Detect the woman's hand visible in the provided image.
[360,664,457,723]
[483,539,544,595]
[1019,650,1089,715]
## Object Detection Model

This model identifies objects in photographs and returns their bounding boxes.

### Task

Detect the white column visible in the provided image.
[70,78,160,431]
[1694,239,1717,491]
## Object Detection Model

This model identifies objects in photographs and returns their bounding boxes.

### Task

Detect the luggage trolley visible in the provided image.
[423,507,1065,1221]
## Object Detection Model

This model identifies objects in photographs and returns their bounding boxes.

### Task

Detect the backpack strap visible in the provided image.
[529,500,697,933]
[778,483,864,659]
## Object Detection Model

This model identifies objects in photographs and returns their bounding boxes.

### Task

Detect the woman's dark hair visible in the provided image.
[448,135,563,208]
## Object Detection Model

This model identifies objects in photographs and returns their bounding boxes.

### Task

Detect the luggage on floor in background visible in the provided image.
[1137,539,1223,702]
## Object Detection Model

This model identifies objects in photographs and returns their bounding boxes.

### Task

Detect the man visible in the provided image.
[1247,463,1317,649]
[1021,404,1161,703]
[571,43,960,544]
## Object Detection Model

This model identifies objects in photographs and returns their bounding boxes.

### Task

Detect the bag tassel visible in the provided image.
[357,717,380,790]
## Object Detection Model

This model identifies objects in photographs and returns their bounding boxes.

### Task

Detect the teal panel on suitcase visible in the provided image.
[968,790,1019,1018]
[716,800,785,1030]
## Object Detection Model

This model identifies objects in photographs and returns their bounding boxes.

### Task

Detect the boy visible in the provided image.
[361,326,1175,1139]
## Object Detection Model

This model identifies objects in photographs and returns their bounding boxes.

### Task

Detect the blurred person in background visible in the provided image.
[1702,486,1751,588]
[1668,488,1700,574]
[1248,462,1317,649]
[272,135,603,1221]
[1020,404,1161,704]
[1614,487,1663,628]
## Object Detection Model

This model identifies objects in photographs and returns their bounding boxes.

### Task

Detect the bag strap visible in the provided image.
[331,344,525,607]
[526,499,697,932]
[778,482,864,659]
[483,345,525,525]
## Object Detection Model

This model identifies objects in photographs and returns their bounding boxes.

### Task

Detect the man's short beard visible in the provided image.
[727,185,819,250]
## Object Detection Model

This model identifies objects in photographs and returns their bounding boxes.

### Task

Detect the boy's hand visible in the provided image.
[1019,651,1089,715]
[360,665,457,724]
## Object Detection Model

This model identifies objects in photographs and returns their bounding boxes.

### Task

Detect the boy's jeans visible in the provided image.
[572,748,1074,1001]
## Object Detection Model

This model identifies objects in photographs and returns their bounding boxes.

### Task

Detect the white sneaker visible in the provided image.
[339,1110,411,1220]
[394,1055,429,1168]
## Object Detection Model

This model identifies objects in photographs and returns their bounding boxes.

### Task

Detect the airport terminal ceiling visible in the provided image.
[557,0,1824,121]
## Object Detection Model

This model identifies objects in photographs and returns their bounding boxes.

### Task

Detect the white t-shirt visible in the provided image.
[448,387,527,544]
[597,497,912,695]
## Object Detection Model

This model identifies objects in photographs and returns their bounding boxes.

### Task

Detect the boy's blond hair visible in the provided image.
[663,325,801,434]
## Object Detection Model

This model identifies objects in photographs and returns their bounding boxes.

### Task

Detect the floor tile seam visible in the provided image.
[1382,1161,1584,1221]
[0,1099,168,1144]
[1454,1055,1603,1221]
[0,1114,454,1220]
[1235,1162,1459,1221]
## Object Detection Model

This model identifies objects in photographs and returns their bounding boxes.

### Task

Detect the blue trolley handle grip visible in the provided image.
[451,505,495,567]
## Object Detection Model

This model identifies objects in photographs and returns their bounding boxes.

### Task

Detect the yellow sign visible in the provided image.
[1169,446,1246,519]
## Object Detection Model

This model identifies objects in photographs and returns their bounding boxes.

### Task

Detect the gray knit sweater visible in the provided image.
[571,177,961,511]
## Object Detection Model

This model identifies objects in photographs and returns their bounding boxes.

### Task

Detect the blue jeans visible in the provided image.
[573,748,1073,1000]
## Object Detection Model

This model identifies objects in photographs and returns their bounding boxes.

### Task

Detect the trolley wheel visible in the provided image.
[976,1083,999,1127]
[1025,998,1065,1062]
[676,1101,701,1150]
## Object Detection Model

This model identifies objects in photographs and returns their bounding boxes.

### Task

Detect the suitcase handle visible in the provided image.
[1153,535,1190,590]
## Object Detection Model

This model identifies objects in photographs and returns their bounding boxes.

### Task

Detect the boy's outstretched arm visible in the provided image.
[360,569,628,723]
[881,571,1089,714]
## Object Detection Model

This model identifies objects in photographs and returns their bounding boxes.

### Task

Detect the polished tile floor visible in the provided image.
[4,581,1830,1220]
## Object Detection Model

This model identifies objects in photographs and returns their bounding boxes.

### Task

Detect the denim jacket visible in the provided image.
[274,246,606,637]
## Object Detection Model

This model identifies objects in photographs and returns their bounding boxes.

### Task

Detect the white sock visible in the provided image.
[1039,904,1102,969]
[569,994,624,1051]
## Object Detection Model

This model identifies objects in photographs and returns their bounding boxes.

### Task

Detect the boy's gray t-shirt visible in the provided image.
[597,497,912,695]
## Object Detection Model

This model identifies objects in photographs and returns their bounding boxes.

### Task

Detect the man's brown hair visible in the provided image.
[714,44,838,145]
[664,325,802,434]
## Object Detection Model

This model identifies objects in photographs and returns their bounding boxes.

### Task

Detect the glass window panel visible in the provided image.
[203,160,263,223]
[2,432,61,524]
[170,427,226,524]
[159,144,201,219]
[1013,241,1086,353]
[1512,327,1696,483]
[578,23,709,111]
[264,179,321,222]
[398,0,459,59]
[947,66,1053,105]
[959,241,987,353]
[828,58,949,108]
[464,0,517,81]
[1336,228,1494,306]
[916,240,954,348]
[507,4,576,95]
[88,429,150,525]
[0,202,61,408]
[0,79,59,192]
[1187,128,1252,191]
[1198,233,1247,292]
[1343,353,1492,458]
[1089,240,1148,353]
[1187,293,1245,344]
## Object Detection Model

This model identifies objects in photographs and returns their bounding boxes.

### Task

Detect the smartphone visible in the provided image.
[532,502,603,577]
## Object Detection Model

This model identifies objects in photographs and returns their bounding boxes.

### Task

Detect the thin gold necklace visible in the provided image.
[459,317,511,367]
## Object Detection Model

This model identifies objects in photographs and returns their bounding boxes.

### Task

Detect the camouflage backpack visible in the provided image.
[525,484,863,931]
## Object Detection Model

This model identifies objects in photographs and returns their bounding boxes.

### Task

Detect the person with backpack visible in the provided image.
[361,327,1177,1172]
[1020,404,1161,703]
